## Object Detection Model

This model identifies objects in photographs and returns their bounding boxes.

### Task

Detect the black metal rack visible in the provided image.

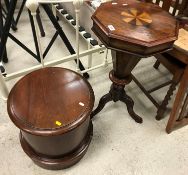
[0,0,89,78]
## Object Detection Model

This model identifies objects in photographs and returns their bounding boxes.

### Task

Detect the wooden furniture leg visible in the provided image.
[166,66,188,133]
[156,75,181,120]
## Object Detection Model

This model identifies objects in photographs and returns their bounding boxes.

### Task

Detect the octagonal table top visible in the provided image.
[91,0,179,56]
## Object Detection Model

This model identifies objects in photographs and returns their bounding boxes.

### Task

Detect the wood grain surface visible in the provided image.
[92,0,179,55]
[7,67,94,136]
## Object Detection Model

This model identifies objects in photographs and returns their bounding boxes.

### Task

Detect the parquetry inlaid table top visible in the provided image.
[92,0,179,56]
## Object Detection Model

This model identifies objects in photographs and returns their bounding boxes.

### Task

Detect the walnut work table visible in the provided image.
[91,0,179,123]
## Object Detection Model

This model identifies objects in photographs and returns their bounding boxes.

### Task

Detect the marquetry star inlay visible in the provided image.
[121,9,152,26]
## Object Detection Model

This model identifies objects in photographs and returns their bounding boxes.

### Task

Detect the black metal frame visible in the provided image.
[0,1,89,78]
[0,0,17,63]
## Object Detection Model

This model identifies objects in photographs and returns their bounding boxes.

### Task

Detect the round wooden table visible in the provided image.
[91,0,178,123]
[7,67,94,170]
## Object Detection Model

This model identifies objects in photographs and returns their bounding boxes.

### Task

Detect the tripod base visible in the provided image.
[91,71,143,123]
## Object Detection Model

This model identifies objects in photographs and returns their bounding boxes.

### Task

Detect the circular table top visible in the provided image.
[92,0,179,56]
[7,67,94,136]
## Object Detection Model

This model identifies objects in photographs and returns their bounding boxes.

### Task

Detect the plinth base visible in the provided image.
[20,122,93,170]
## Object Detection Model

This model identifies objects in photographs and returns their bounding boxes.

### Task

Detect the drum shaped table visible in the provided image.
[7,67,94,170]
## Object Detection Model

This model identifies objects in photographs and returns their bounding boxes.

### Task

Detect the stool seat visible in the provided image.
[7,67,94,170]
[174,28,188,55]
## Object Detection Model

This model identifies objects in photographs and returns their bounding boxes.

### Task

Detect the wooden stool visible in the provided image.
[7,67,94,170]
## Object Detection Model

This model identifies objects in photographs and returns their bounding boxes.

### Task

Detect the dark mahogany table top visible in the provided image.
[7,67,94,136]
[92,0,179,56]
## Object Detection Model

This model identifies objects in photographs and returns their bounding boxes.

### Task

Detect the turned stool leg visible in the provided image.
[156,77,179,120]
[153,60,160,69]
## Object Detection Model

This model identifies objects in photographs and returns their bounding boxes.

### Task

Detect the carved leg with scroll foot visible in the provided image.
[120,93,143,123]
[91,81,143,123]
[91,93,112,119]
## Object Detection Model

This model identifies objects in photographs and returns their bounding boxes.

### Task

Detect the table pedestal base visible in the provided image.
[91,71,143,123]
[20,122,93,170]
